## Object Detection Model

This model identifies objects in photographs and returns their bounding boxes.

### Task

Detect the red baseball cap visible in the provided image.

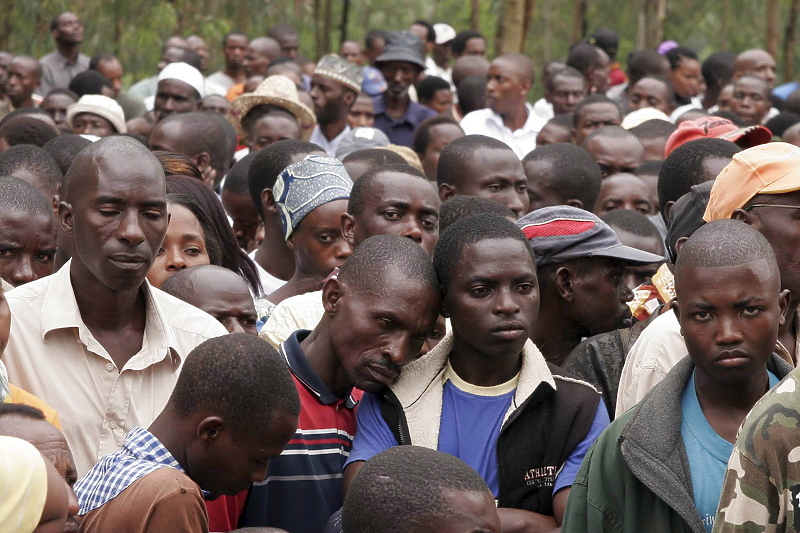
[663,116,772,158]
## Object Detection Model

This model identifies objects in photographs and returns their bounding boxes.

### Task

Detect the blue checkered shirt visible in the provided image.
[75,426,185,515]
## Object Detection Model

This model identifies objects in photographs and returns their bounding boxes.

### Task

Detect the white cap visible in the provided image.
[621,107,670,130]
[433,23,456,45]
[158,62,205,98]
[66,95,127,134]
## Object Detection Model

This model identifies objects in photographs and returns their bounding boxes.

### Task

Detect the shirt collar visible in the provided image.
[40,260,182,369]
[121,426,185,473]
[280,330,358,408]
[486,103,540,133]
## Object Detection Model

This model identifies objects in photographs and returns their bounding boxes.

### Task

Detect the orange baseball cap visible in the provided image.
[664,116,772,157]
[703,142,800,222]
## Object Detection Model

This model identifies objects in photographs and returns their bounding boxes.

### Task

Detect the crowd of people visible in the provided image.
[4,10,800,533]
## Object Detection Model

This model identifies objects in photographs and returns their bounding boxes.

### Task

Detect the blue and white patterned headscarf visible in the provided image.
[274,155,353,240]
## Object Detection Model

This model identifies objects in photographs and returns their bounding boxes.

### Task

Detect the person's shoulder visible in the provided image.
[460,108,492,126]
[736,370,800,458]
[6,274,52,299]
[8,384,61,429]
[39,51,58,65]
[134,466,201,495]
[550,364,601,396]
[149,285,228,337]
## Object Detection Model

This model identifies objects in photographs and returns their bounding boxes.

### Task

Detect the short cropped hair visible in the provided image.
[566,43,604,74]
[633,160,663,178]
[348,163,429,217]
[657,138,740,212]
[417,76,451,103]
[702,52,736,92]
[170,334,300,431]
[522,143,602,210]
[0,116,59,148]
[341,149,408,172]
[439,196,514,233]
[223,152,256,196]
[572,94,621,127]
[343,446,491,533]
[0,403,46,421]
[666,46,698,70]
[626,49,670,87]
[67,70,112,97]
[0,145,63,196]
[545,66,585,92]
[601,209,664,255]
[413,115,463,156]
[451,30,484,57]
[157,112,233,177]
[338,234,439,294]
[629,118,676,141]
[675,219,778,288]
[437,135,514,188]
[456,75,486,115]
[412,20,436,43]
[434,213,534,290]
[582,124,640,146]
[248,140,323,218]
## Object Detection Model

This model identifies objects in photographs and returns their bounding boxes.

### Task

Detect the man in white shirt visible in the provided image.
[460,54,545,159]
[3,137,227,475]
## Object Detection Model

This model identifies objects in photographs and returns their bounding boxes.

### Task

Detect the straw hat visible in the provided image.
[230,75,316,138]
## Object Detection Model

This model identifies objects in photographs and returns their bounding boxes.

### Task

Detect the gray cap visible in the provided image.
[335,127,390,160]
[517,206,664,268]
[375,31,427,69]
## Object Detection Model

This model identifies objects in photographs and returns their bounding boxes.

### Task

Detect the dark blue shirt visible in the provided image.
[372,95,437,147]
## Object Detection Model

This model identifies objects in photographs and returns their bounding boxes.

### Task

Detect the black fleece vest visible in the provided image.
[377,363,600,515]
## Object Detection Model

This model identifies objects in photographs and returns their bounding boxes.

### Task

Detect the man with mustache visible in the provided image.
[372,31,436,148]
[2,136,227,476]
[239,235,441,532]
[344,214,609,533]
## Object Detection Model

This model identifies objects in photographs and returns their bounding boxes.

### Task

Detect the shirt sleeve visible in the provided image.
[553,397,610,495]
[713,448,781,532]
[344,392,399,468]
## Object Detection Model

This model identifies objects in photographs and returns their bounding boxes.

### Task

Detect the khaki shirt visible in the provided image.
[3,260,227,475]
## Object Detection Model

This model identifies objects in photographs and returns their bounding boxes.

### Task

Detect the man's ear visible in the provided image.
[285,234,296,251]
[261,188,278,214]
[566,198,584,210]
[778,289,791,328]
[195,152,211,172]
[197,416,225,446]
[672,298,682,326]
[341,213,356,245]
[322,277,343,316]
[344,90,357,107]
[51,193,60,215]
[731,208,757,227]
[555,266,575,302]
[662,200,676,221]
[570,128,578,144]
[439,290,450,318]
[674,236,690,257]
[59,200,74,236]
[438,183,455,202]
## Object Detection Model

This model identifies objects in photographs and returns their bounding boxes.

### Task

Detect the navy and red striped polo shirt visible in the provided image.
[238,329,362,532]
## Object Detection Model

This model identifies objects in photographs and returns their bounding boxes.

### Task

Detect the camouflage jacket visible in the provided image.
[714,369,800,533]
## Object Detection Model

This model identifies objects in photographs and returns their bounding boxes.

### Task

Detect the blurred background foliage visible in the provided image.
[1,0,798,94]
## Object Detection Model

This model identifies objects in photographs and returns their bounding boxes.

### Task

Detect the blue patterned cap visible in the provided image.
[274,155,353,240]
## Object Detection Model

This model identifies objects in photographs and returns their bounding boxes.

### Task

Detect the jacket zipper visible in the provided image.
[495,394,536,506]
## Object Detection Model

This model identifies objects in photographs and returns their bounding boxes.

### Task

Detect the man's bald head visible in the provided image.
[250,37,281,58]
[451,55,490,87]
[12,55,41,78]
[63,136,164,204]
[734,49,777,89]
[493,53,534,84]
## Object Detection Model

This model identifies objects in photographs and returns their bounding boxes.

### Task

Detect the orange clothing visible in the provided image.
[226,83,245,102]
[9,384,61,429]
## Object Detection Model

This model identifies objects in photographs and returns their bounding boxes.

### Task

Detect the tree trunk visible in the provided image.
[471,0,480,30]
[521,0,536,52]
[571,0,588,44]
[499,0,526,54]
[340,0,350,47]
[767,0,780,60]
[641,0,666,49]
[322,0,333,55]
[720,0,731,50]
[784,0,800,82]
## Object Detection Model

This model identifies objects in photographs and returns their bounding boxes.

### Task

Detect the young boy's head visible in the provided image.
[161,265,259,336]
[437,135,528,217]
[674,219,787,385]
[322,235,441,392]
[433,213,538,359]
[343,445,501,533]
[522,142,602,213]
[165,334,300,499]
[0,175,57,287]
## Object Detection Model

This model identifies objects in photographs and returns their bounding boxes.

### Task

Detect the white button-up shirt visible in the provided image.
[310,125,351,157]
[460,103,546,159]
[3,260,228,475]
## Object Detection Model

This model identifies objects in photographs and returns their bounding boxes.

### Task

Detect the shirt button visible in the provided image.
[106,363,115,371]
[108,421,117,429]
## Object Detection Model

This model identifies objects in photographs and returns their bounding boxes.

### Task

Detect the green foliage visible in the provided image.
[1,0,798,91]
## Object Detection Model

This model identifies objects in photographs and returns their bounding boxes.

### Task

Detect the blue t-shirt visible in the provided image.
[681,369,779,532]
[346,364,609,497]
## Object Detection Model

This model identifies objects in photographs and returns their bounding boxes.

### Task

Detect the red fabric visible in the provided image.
[609,64,627,87]
[205,490,249,532]
[521,219,596,239]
